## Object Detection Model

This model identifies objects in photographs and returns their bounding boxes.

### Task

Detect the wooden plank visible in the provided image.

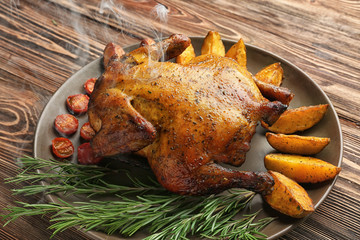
[0,0,359,239]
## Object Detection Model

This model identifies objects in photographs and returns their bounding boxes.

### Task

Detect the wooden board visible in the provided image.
[0,0,359,239]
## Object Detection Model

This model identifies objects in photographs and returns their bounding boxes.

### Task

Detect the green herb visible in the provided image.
[2,156,274,239]
[51,19,58,26]
[6,156,163,197]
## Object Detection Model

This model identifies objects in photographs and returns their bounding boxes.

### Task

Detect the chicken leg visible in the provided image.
[89,35,293,195]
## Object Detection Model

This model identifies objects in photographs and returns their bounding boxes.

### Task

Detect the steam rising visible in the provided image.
[98,0,128,41]
[151,4,169,24]
[5,0,171,159]
[99,0,124,15]
[7,0,171,88]
[9,0,20,15]
[98,1,169,42]
[98,1,170,64]
[150,4,170,61]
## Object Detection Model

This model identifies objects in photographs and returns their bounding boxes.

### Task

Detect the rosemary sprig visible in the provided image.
[2,156,274,239]
[7,156,164,196]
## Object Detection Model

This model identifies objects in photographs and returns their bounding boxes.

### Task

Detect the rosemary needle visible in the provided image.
[7,156,165,196]
[2,156,274,239]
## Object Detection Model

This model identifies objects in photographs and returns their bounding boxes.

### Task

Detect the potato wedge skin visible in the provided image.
[255,62,283,86]
[254,78,294,105]
[266,132,330,155]
[262,104,329,134]
[176,44,196,64]
[201,31,225,56]
[264,153,341,183]
[264,171,314,218]
[225,38,247,69]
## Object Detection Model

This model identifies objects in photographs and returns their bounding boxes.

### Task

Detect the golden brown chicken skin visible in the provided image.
[89,35,288,195]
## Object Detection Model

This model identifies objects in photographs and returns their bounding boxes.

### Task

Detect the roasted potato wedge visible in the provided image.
[266,132,330,155]
[262,104,329,134]
[254,78,294,105]
[225,38,247,69]
[201,31,225,56]
[176,44,196,64]
[103,43,125,67]
[264,153,341,183]
[264,171,314,218]
[255,62,283,86]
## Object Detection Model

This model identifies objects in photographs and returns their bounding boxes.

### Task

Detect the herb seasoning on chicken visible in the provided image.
[88,34,290,195]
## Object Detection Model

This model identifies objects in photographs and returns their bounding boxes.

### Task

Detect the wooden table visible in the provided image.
[1,0,359,239]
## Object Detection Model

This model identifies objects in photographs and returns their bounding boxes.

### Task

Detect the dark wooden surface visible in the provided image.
[1,0,359,239]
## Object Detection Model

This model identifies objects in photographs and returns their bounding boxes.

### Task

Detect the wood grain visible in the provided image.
[1,0,359,239]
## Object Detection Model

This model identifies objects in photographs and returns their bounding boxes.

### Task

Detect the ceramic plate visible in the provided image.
[34,37,343,239]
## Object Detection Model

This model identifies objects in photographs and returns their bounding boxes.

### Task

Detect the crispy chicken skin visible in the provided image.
[88,34,289,195]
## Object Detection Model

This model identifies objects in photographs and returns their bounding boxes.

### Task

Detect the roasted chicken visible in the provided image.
[88,34,290,195]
